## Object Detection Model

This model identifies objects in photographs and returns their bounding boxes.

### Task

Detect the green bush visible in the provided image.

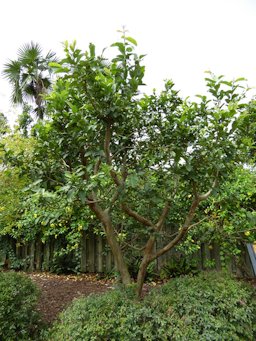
[49,272,256,341]
[159,254,199,279]
[0,271,41,340]
[49,287,173,340]
[147,271,256,340]
[49,249,81,274]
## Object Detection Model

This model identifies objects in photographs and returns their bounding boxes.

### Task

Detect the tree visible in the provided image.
[175,166,256,270]
[0,132,33,268]
[0,113,9,136]
[26,36,252,296]
[2,42,57,120]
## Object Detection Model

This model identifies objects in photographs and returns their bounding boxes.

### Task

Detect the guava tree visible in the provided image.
[30,36,252,296]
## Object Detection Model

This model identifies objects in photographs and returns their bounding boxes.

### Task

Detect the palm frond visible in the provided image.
[45,50,58,62]
[10,82,23,104]
[18,41,43,64]
[2,60,21,83]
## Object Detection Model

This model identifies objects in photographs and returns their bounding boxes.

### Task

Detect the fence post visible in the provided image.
[97,236,103,273]
[43,242,50,271]
[87,230,95,272]
[29,241,35,271]
[81,231,87,272]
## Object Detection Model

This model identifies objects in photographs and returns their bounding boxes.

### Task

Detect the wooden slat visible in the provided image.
[97,236,103,273]
[29,241,35,271]
[80,231,87,272]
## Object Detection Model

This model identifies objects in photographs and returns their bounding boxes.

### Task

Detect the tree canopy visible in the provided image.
[0,34,255,296]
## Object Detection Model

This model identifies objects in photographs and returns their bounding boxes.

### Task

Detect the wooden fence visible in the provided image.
[0,232,254,277]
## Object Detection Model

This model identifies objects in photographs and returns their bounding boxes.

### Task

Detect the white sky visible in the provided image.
[1,0,256,125]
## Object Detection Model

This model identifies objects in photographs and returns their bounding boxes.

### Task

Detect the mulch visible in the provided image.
[28,272,256,326]
[27,273,114,325]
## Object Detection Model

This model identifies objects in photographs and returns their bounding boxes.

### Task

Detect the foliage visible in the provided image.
[0,113,9,136]
[159,253,199,279]
[0,237,31,271]
[178,167,256,268]
[146,271,256,340]
[48,287,172,340]
[0,169,28,238]
[2,41,57,120]
[0,271,41,340]
[0,133,34,239]
[11,34,253,295]
[17,105,34,137]
[0,34,255,294]
[49,272,256,340]
[48,243,81,274]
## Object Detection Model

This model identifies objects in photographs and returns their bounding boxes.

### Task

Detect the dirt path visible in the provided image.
[28,273,113,325]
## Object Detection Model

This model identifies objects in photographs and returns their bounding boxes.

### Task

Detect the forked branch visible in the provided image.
[149,175,218,262]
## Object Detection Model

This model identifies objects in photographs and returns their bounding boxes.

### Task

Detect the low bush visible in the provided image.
[49,272,256,340]
[48,287,173,340]
[147,271,256,340]
[0,271,41,340]
[159,254,199,279]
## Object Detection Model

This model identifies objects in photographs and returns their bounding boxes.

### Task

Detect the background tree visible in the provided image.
[0,113,9,136]
[0,131,33,267]
[175,166,256,271]
[2,42,57,120]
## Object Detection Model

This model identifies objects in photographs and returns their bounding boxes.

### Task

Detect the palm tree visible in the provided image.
[3,42,57,120]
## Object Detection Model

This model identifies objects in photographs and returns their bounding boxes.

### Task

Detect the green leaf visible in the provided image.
[125,36,137,46]
[234,77,247,82]
[78,191,87,203]
[111,42,125,54]
[89,43,95,58]
[127,173,139,188]
[49,62,63,68]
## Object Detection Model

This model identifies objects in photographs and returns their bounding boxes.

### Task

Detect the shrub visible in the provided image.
[49,287,175,340]
[147,271,256,340]
[159,254,199,279]
[49,249,81,274]
[0,271,41,340]
[49,272,256,340]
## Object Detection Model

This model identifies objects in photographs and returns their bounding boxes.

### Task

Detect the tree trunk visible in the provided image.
[136,258,150,297]
[90,202,131,285]
[136,236,156,297]
[104,217,131,285]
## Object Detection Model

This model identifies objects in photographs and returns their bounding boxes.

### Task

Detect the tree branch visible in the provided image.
[94,158,101,175]
[121,202,155,228]
[104,123,124,187]
[85,198,102,204]
[197,175,218,201]
[156,201,171,231]
[149,176,218,262]
[104,124,112,166]
[149,197,200,261]
[160,217,208,240]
